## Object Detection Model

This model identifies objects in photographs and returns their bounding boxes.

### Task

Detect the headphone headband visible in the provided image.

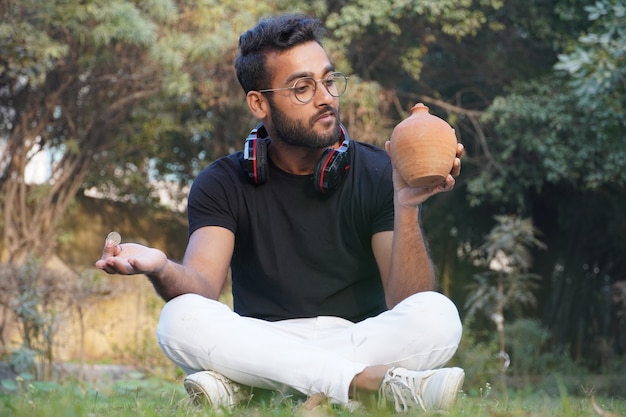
[243,124,351,194]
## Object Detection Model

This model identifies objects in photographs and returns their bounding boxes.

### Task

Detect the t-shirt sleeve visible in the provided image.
[187,157,240,237]
[370,159,395,235]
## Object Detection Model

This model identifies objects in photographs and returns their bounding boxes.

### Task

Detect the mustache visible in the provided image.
[311,106,339,123]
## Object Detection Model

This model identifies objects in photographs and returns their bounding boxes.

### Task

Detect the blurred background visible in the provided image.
[0,0,624,397]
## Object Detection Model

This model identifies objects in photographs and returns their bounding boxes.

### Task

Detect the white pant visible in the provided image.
[156,291,462,404]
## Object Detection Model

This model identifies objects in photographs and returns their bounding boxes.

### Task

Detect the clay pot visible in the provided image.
[389,103,457,187]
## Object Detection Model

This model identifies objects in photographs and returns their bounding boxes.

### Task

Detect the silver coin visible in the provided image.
[106,231,122,245]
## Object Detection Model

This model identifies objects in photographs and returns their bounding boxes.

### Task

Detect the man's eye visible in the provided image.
[295,83,313,93]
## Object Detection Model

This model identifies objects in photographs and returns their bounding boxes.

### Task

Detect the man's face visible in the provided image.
[263,41,342,149]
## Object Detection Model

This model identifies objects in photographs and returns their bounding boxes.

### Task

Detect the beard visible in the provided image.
[269,102,342,149]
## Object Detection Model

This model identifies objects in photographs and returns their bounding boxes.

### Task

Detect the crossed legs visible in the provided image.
[157,291,462,404]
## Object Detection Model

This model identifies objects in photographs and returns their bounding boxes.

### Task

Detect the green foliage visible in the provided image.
[468,76,626,207]
[3,350,38,378]
[326,0,503,45]
[88,1,158,45]
[0,259,73,380]
[452,319,500,394]
[0,22,68,87]
[465,0,625,211]
[455,317,598,401]
[555,0,625,109]
[465,272,541,320]
[0,372,35,393]
[465,215,545,319]
[505,318,570,378]
[477,215,546,271]
[0,0,206,261]
[2,0,625,376]
[336,76,386,144]
[462,215,546,399]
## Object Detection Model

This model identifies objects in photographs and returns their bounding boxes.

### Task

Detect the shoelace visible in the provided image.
[378,370,427,412]
[215,374,241,406]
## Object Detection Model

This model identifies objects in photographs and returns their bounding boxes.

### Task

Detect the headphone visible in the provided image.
[243,124,351,194]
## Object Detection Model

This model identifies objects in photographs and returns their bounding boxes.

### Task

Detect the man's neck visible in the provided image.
[268,141,325,175]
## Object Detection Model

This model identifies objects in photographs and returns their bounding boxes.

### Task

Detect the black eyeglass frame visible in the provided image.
[258,72,349,104]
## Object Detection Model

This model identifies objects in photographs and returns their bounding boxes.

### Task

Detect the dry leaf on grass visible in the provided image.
[592,396,624,417]
[301,392,326,410]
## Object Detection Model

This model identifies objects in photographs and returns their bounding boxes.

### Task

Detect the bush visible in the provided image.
[454,318,590,397]
[0,258,72,380]
[450,319,500,396]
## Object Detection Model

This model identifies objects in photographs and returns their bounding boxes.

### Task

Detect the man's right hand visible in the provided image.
[95,240,168,276]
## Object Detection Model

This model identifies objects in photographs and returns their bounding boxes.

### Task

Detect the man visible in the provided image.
[96,13,465,413]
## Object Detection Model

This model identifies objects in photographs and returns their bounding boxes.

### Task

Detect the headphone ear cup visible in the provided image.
[313,142,351,194]
[253,138,270,184]
[244,134,270,185]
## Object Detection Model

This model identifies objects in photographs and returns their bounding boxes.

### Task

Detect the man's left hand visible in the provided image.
[385,142,464,207]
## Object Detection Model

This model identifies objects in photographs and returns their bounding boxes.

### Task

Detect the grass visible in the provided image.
[0,374,625,417]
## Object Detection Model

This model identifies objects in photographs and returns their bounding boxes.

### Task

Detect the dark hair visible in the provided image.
[235,14,326,94]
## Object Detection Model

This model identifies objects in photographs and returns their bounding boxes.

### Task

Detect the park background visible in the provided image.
[0,0,625,407]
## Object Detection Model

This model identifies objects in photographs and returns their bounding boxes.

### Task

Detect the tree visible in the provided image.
[0,0,503,263]
[465,216,546,353]
[465,215,545,396]
[3,0,623,368]
[461,0,626,360]
[0,0,186,262]
[555,0,625,111]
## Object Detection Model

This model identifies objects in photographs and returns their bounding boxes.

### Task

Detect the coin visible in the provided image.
[106,231,122,245]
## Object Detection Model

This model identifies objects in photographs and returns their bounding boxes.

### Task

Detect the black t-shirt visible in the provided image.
[187,141,394,322]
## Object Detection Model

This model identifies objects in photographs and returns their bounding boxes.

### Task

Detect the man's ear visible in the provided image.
[247,91,269,119]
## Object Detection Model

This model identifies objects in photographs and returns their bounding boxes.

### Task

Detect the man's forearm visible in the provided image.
[386,204,435,308]
[147,260,220,302]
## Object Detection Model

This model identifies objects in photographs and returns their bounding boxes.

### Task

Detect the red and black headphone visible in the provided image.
[243,124,351,194]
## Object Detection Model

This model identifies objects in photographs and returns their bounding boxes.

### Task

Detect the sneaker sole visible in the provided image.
[184,379,212,407]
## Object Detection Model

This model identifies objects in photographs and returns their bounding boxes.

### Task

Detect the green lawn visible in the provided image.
[1,375,624,417]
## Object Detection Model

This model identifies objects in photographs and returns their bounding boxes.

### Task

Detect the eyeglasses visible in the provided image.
[259,72,348,104]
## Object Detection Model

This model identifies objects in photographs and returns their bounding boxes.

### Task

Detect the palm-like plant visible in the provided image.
[465,215,546,390]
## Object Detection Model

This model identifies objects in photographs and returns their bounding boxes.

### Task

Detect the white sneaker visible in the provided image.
[184,370,248,408]
[378,367,465,412]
